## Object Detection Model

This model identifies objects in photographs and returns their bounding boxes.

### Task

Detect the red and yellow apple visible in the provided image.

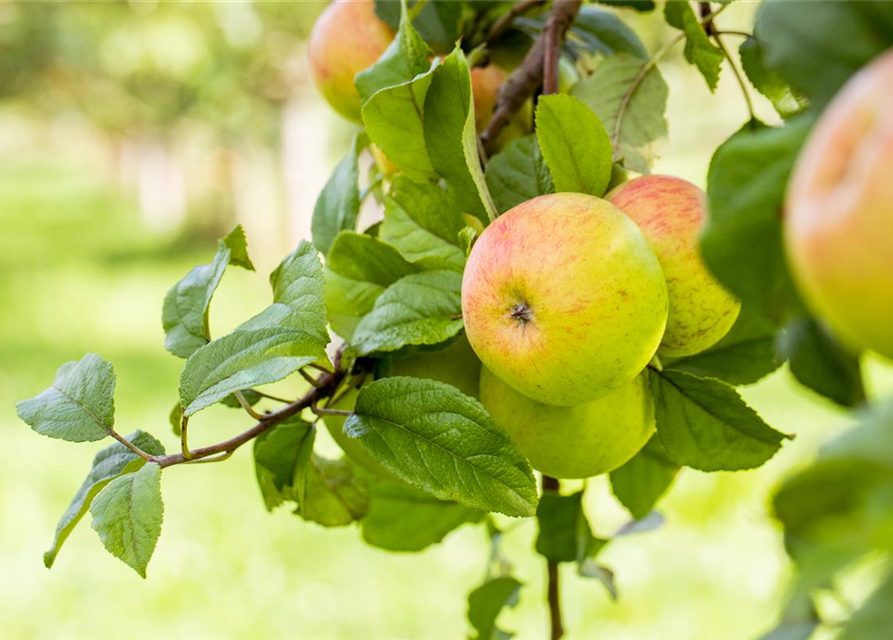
[323,336,482,476]
[785,48,893,360]
[480,367,654,479]
[608,176,741,357]
[308,0,395,123]
[462,193,668,406]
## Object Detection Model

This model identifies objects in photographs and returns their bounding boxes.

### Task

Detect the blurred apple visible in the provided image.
[785,48,893,360]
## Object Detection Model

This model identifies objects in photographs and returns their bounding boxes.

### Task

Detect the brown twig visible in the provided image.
[481,0,582,155]
[487,0,547,45]
[107,429,156,462]
[542,475,564,640]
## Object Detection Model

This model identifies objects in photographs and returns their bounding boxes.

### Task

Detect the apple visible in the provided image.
[462,192,668,406]
[785,48,893,360]
[322,336,482,476]
[479,367,654,479]
[608,176,741,357]
[308,1,395,123]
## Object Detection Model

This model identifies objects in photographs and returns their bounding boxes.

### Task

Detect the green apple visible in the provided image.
[479,367,654,479]
[308,0,394,123]
[322,336,482,476]
[785,48,893,360]
[462,192,668,406]
[608,175,741,357]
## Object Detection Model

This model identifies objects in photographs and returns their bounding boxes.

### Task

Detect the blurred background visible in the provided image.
[2,2,891,638]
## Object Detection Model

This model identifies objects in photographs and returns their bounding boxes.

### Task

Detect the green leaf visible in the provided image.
[467,577,523,640]
[380,176,467,272]
[571,53,668,174]
[17,353,115,443]
[300,455,371,527]
[269,240,329,344]
[90,462,164,578]
[179,241,328,415]
[311,134,365,255]
[44,430,165,569]
[667,305,783,386]
[345,377,538,517]
[424,47,497,225]
[841,572,893,640]
[361,478,482,552]
[651,370,788,471]
[755,0,893,108]
[373,0,461,53]
[569,6,648,57]
[597,0,655,11]
[535,94,612,197]
[253,416,315,511]
[664,1,724,91]
[758,589,820,640]
[350,270,464,356]
[485,135,554,215]
[218,389,262,410]
[777,317,865,409]
[702,119,812,319]
[535,491,608,566]
[610,435,679,520]
[324,231,421,340]
[739,37,806,119]
[162,225,255,358]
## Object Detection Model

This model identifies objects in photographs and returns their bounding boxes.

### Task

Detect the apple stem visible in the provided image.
[542,475,565,640]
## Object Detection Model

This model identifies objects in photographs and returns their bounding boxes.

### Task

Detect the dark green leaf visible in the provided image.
[44,430,165,568]
[467,576,523,640]
[90,462,163,578]
[664,1,724,91]
[345,377,538,517]
[702,118,812,319]
[324,232,421,340]
[300,455,370,527]
[597,0,655,11]
[311,134,365,255]
[373,0,461,53]
[162,226,254,358]
[485,135,554,215]
[755,0,893,108]
[569,6,648,57]
[535,491,608,565]
[571,53,668,174]
[17,353,115,443]
[535,94,612,197]
[350,270,464,356]
[739,37,806,119]
[777,316,865,408]
[380,176,467,271]
[610,435,679,520]
[424,47,497,225]
[651,370,788,471]
[361,478,482,552]
[254,417,315,511]
[668,305,783,386]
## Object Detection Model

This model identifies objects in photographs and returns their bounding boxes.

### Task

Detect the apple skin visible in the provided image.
[323,336,482,476]
[785,48,893,360]
[308,1,394,123]
[608,176,741,358]
[462,192,668,406]
[479,367,654,479]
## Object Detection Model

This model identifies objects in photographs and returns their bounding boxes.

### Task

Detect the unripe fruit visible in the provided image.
[462,193,668,406]
[308,1,394,123]
[323,337,481,477]
[785,48,893,360]
[609,176,741,357]
[480,367,654,479]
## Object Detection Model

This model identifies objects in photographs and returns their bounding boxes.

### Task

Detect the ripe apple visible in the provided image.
[462,192,668,406]
[308,1,395,123]
[322,336,482,477]
[479,367,654,479]
[608,176,741,357]
[785,48,893,360]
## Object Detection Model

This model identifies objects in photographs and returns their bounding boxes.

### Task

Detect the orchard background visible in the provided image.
[2,1,892,639]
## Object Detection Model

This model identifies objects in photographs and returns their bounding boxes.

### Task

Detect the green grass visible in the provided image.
[0,156,879,640]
